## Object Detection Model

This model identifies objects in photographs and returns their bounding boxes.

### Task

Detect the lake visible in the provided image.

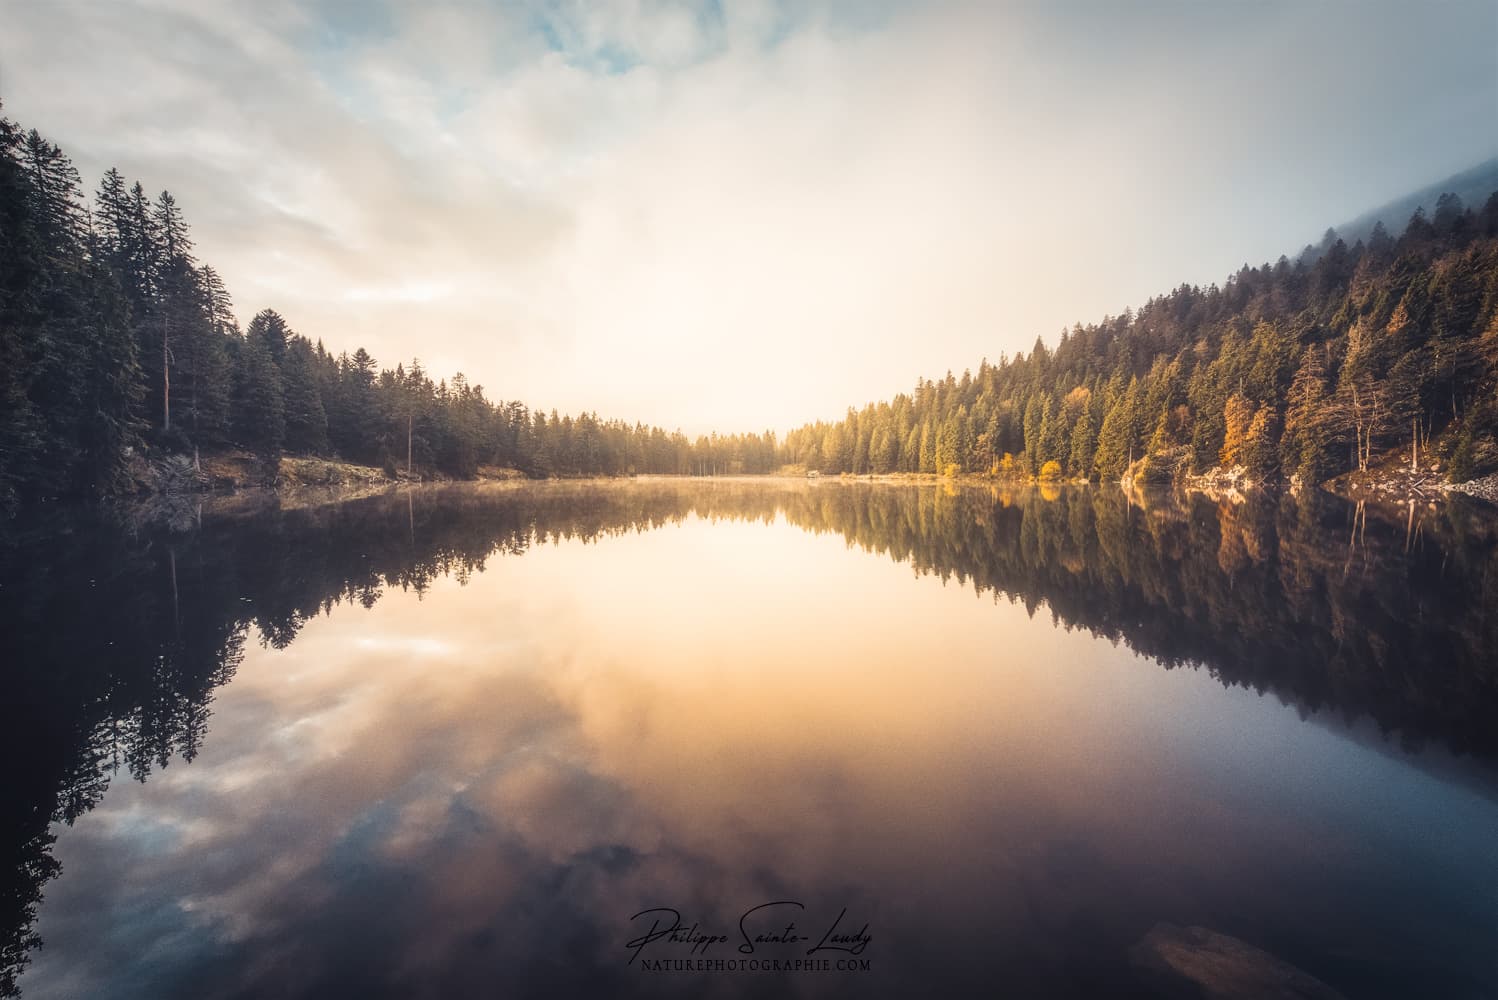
[2,479,1495,999]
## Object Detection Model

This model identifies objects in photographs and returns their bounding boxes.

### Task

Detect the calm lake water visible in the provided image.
[3,479,1496,999]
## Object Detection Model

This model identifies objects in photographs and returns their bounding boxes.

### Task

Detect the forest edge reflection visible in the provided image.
[2,478,1496,997]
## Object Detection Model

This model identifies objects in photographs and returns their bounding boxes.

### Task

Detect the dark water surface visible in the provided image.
[2,479,1495,999]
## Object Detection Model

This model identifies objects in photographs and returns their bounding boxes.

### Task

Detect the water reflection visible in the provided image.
[2,480,1495,998]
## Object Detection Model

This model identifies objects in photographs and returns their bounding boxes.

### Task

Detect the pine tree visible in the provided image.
[902,424,920,472]
[1220,392,1256,468]
[282,337,329,454]
[1039,397,1068,470]
[1068,406,1096,479]
[73,252,145,495]
[1094,378,1141,481]
[246,308,291,366]
[234,335,285,463]
[935,409,961,475]
[181,266,234,447]
[0,111,50,508]
[16,129,92,496]
[333,347,379,462]
[1022,393,1045,474]
[1280,348,1331,484]
[1242,405,1277,480]
[151,190,198,440]
[124,181,163,427]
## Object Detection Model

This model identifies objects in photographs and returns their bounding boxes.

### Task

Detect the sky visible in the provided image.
[2,0,1496,434]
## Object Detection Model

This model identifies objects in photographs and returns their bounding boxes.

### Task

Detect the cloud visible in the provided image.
[1,0,1494,432]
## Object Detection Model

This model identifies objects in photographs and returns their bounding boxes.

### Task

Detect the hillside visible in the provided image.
[1328,158,1498,253]
[783,191,1498,493]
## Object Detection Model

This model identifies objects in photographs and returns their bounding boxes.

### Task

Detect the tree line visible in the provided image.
[6,97,1498,513]
[784,195,1498,485]
[0,104,779,513]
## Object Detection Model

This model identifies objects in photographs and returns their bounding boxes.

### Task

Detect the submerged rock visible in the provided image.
[1129,923,1345,1000]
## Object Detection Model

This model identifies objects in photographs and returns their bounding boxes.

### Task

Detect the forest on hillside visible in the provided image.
[0,105,779,513]
[784,197,1498,485]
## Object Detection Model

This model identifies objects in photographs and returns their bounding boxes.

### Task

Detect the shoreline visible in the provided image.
[36,448,1498,525]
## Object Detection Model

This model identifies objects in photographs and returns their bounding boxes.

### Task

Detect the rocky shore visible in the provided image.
[1108,443,1498,508]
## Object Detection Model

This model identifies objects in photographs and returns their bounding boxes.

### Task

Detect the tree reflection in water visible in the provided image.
[1,479,1495,996]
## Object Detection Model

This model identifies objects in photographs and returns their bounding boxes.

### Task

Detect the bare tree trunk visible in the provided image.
[162,314,171,432]
[169,547,179,627]
[406,409,413,476]
[1344,501,1367,579]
